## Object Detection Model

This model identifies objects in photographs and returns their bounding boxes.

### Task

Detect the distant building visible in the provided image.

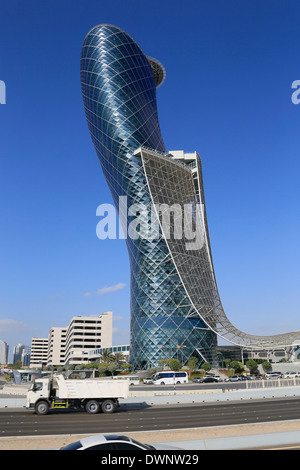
[13,369,41,384]
[13,343,25,364]
[0,340,9,364]
[29,337,48,369]
[30,312,113,368]
[47,327,66,368]
[243,348,289,363]
[88,344,130,363]
[21,346,31,367]
[64,312,112,366]
[217,344,297,364]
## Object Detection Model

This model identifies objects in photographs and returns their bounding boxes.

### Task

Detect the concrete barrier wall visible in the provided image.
[123,386,300,405]
[0,398,27,408]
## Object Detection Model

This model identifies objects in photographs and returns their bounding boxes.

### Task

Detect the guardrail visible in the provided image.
[246,377,300,389]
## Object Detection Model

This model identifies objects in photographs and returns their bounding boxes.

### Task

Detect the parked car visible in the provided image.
[202,373,223,381]
[192,377,203,383]
[265,372,283,379]
[143,377,153,384]
[225,375,241,382]
[211,375,222,382]
[202,376,219,383]
[283,371,300,379]
[60,434,182,450]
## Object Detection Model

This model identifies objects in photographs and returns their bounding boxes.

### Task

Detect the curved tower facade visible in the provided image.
[80,24,217,368]
[81,25,300,369]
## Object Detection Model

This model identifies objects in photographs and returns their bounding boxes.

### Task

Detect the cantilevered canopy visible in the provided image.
[136,146,300,351]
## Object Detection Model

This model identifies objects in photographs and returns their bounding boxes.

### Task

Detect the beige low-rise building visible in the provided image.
[30,312,113,368]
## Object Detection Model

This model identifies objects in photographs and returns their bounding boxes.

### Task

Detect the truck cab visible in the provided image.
[27,378,52,414]
[27,378,51,400]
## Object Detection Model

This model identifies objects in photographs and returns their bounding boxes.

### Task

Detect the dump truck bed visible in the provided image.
[54,375,129,399]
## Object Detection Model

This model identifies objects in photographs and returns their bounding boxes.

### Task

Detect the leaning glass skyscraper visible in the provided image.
[81,24,300,369]
[80,24,217,368]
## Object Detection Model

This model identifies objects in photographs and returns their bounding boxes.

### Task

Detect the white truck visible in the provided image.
[26,375,129,415]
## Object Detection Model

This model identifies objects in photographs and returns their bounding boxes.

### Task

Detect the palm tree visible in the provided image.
[99,349,114,363]
[113,351,125,364]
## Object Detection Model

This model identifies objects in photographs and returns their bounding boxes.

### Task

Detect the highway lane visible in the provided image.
[1,397,300,437]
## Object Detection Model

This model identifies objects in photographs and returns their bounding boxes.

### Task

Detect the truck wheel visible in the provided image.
[35,400,49,415]
[101,399,115,414]
[85,400,100,414]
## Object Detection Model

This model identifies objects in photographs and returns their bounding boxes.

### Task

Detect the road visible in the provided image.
[1,397,300,438]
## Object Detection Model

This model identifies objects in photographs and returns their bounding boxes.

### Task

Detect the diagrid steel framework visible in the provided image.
[136,146,300,352]
[80,24,300,368]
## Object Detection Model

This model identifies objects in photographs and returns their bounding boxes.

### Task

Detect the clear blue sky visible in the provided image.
[0,0,299,360]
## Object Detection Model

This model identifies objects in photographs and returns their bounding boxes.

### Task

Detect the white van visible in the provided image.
[283,371,300,379]
[265,372,282,379]
[112,375,140,385]
[152,371,188,385]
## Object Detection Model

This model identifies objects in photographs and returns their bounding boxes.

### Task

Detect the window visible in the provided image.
[61,441,82,450]
[113,442,144,450]
[33,382,43,391]
[85,443,115,450]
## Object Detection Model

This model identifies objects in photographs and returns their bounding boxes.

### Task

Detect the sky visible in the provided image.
[0,0,300,361]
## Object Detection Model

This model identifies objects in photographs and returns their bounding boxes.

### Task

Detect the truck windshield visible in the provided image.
[32,382,43,391]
